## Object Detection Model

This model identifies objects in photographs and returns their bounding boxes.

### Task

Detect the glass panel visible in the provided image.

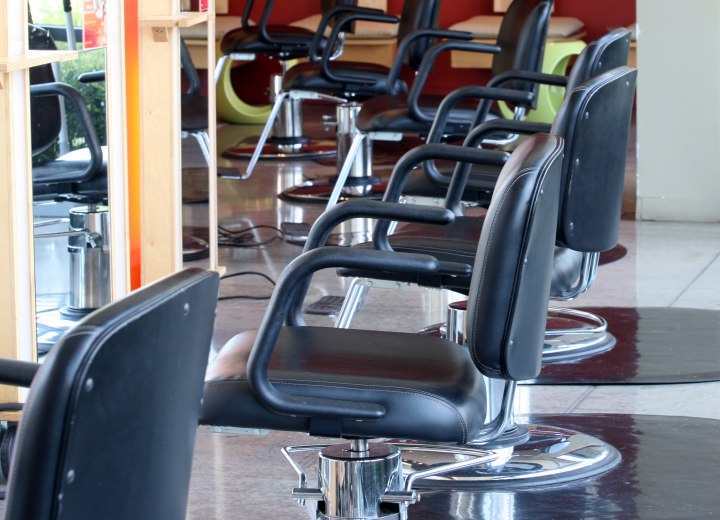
[28,0,110,356]
[179,3,212,267]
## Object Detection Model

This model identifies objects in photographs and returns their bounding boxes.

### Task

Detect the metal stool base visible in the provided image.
[401,424,621,490]
[223,137,337,161]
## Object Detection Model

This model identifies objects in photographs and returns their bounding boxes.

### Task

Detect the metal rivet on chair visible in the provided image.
[584,112,589,120]
[183,302,190,316]
[574,158,580,168]
[84,378,94,393]
[66,469,75,484]
[569,222,575,230]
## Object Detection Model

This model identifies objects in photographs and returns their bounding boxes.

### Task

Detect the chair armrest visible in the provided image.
[488,69,568,90]
[77,71,106,84]
[309,5,388,62]
[407,40,503,122]
[318,11,399,85]
[441,120,551,212]
[0,359,41,388]
[304,199,455,251]
[385,28,476,94]
[30,82,104,183]
[286,199,455,326]
[383,143,508,204]
[372,144,507,250]
[249,247,452,420]
[426,84,542,147]
[464,119,552,148]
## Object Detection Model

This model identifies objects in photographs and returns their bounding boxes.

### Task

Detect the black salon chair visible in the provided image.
[0,268,219,518]
[406,27,633,202]
[280,0,553,204]
[238,0,443,178]
[202,134,621,518]
[220,0,355,64]
[328,65,637,364]
[220,0,361,160]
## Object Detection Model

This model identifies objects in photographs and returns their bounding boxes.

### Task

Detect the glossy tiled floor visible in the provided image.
[25,119,720,518]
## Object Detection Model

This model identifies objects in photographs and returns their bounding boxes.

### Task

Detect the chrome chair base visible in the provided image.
[284,440,499,520]
[222,137,338,161]
[543,307,616,363]
[279,176,386,204]
[400,424,621,490]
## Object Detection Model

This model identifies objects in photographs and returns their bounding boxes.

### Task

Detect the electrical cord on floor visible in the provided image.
[218,224,285,248]
[218,270,277,301]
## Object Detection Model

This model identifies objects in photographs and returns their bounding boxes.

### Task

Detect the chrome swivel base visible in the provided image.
[284,440,499,520]
[223,137,338,162]
[400,423,621,490]
[416,302,617,365]
[223,74,337,162]
[543,307,617,363]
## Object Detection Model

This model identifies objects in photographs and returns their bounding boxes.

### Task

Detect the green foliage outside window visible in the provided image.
[29,0,107,165]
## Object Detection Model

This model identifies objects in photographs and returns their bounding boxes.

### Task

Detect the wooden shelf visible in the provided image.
[0,50,78,73]
[0,410,22,422]
[140,12,209,29]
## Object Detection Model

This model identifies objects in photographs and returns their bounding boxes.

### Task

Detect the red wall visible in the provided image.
[225,0,635,100]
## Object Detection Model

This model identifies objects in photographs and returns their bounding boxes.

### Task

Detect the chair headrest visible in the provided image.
[566,27,632,92]
[551,66,637,252]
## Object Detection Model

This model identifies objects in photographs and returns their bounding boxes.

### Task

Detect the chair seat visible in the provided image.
[357,94,477,134]
[201,326,488,443]
[340,217,583,296]
[220,25,315,57]
[283,61,408,97]
[33,147,108,202]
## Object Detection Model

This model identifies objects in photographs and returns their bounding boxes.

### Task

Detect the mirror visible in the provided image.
[179,2,212,266]
[28,0,110,355]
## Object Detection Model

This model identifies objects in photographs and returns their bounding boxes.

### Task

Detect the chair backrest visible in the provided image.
[566,28,632,92]
[492,0,553,102]
[466,133,563,381]
[28,24,62,157]
[398,0,442,70]
[550,66,637,252]
[4,268,219,520]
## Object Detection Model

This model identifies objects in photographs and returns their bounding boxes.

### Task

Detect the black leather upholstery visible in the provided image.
[220,0,356,60]
[335,67,637,305]
[283,61,408,97]
[355,0,553,134]
[221,25,316,57]
[181,37,209,132]
[201,134,563,441]
[2,269,219,520]
[281,0,441,97]
[413,28,633,202]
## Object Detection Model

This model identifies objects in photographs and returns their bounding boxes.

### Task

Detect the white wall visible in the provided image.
[636,0,720,222]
